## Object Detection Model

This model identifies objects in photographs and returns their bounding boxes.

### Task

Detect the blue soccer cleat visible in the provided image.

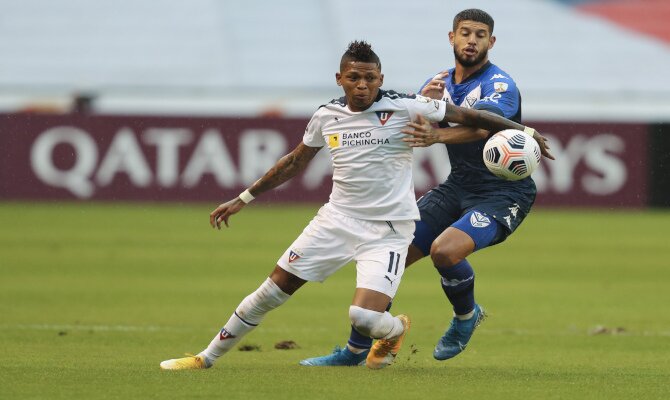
[433,304,486,361]
[299,345,368,366]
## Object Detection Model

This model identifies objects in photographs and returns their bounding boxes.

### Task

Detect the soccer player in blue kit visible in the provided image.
[301,9,554,367]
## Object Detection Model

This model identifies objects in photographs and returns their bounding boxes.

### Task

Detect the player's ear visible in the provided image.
[489,35,496,50]
[379,73,384,87]
[448,31,455,46]
[336,72,342,86]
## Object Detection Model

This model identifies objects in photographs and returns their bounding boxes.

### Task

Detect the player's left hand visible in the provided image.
[402,115,439,147]
[210,198,246,229]
[526,128,555,160]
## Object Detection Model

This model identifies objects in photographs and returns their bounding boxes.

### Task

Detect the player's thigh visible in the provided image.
[464,195,534,246]
[449,210,503,254]
[276,205,355,282]
[354,219,414,300]
[414,184,464,255]
[405,243,425,268]
[430,226,476,266]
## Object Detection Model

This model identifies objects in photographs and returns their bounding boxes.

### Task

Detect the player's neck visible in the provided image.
[453,59,489,84]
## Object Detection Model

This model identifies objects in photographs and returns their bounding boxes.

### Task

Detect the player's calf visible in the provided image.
[160,277,291,370]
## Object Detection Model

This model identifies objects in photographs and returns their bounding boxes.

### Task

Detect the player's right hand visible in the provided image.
[210,198,246,229]
[402,115,440,147]
[420,70,449,99]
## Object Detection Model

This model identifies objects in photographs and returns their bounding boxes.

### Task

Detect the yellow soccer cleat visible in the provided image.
[160,354,211,370]
[366,314,411,370]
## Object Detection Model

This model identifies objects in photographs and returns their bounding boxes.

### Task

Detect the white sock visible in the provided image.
[346,344,368,354]
[349,305,405,340]
[199,278,290,363]
[455,310,475,320]
[380,313,405,339]
[199,313,254,362]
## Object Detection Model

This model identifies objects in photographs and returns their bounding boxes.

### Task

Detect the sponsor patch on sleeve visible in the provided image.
[494,82,509,93]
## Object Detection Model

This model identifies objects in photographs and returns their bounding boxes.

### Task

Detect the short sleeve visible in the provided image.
[404,95,447,123]
[475,78,520,119]
[302,111,326,147]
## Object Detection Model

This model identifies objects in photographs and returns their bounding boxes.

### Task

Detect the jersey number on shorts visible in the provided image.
[387,252,401,275]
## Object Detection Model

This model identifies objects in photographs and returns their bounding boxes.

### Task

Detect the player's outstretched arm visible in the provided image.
[441,105,555,160]
[402,115,489,146]
[209,143,322,229]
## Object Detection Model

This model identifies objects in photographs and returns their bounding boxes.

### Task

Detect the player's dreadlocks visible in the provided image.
[453,8,494,34]
[340,40,381,71]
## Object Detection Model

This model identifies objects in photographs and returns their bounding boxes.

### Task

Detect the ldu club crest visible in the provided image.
[288,250,301,263]
[375,111,394,126]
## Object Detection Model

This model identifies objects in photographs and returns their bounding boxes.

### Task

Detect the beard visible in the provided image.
[453,46,488,68]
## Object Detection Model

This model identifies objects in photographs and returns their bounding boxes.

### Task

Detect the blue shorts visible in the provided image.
[412,181,535,256]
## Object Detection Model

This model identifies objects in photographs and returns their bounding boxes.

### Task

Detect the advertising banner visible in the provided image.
[530,122,647,207]
[0,114,648,207]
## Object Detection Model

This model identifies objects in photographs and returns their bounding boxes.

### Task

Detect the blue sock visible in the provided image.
[436,259,475,315]
[347,301,393,350]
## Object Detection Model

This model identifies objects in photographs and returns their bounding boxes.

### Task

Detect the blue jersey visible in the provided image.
[420,62,535,196]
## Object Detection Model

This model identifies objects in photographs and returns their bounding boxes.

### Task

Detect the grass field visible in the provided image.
[1,202,669,399]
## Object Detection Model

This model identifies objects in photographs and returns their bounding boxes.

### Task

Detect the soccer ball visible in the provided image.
[483,129,541,181]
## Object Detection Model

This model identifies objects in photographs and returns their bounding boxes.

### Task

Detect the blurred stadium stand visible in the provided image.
[0,0,668,121]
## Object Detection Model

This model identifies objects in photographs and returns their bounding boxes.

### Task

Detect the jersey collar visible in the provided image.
[451,61,492,85]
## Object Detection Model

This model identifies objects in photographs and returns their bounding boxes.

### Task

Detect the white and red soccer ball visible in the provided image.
[483,129,541,181]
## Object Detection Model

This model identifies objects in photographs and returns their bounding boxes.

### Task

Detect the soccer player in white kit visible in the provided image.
[160,41,546,370]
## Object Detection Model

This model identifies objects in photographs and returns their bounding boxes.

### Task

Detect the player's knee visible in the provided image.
[430,241,463,267]
[348,306,385,338]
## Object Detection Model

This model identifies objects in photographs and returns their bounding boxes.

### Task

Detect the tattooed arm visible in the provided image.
[210,143,322,229]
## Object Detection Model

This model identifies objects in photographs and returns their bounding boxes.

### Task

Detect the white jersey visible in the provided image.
[303,90,447,221]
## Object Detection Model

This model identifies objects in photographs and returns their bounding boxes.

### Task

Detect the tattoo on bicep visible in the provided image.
[253,146,316,194]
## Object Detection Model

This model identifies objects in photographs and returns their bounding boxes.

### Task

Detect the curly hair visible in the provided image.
[453,9,494,34]
[340,40,381,71]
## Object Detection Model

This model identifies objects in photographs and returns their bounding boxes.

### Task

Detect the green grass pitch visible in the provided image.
[1,202,669,399]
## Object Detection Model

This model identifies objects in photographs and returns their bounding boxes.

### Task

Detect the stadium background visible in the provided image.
[1,0,669,206]
[1,1,669,399]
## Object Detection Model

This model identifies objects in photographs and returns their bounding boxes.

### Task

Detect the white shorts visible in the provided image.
[277,203,414,298]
